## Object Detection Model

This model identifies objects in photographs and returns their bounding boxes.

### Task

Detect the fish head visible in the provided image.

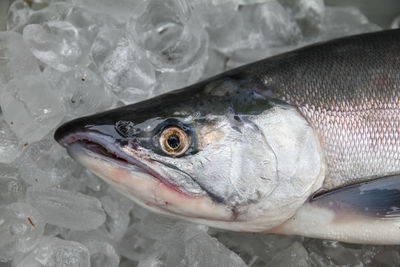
[55,78,325,232]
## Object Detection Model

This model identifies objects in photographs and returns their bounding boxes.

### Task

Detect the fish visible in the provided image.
[55,29,400,245]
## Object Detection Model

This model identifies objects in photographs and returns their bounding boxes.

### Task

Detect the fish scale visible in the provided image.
[247,30,400,190]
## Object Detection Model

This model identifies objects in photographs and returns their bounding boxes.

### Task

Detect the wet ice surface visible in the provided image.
[0,0,399,266]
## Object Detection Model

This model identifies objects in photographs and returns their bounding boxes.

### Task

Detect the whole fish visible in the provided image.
[55,29,400,245]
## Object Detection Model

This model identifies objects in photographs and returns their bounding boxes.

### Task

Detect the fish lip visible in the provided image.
[59,131,191,196]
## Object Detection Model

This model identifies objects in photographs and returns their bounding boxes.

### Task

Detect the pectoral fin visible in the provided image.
[272,174,400,244]
[311,174,400,218]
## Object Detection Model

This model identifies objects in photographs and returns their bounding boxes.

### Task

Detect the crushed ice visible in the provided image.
[0,0,398,266]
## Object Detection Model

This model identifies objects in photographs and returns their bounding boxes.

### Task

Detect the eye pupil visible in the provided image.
[167,134,180,149]
[160,126,190,156]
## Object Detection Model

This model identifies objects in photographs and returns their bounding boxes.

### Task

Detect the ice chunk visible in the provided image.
[101,37,156,103]
[268,242,310,267]
[44,66,114,118]
[16,237,90,267]
[0,116,22,164]
[26,187,106,231]
[372,249,400,266]
[392,15,400,29]
[305,239,363,266]
[202,48,227,79]
[90,27,124,69]
[23,20,88,72]
[17,138,75,188]
[139,224,247,267]
[192,0,238,29]
[100,189,133,241]
[279,0,325,37]
[0,0,11,31]
[65,6,120,44]
[72,0,147,22]
[133,212,178,240]
[210,0,301,63]
[0,75,65,144]
[0,31,40,86]
[127,0,209,91]
[69,230,120,267]
[0,203,44,259]
[6,0,32,32]
[67,67,114,117]
[183,226,247,267]
[0,164,25,205]
[319,6,381,40]
[117,223,156,262]
[212,231,303,266]
[138,223,188,267]
[23,2,72,30]
[244,1,302,46]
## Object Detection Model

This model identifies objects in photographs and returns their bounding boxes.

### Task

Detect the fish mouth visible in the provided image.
[58,130,189,196]
[56,127,235,224]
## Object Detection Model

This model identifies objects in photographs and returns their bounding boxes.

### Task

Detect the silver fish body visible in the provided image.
[55,29,400,244]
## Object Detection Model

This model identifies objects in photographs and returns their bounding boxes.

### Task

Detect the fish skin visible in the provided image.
[54,29,400,243]
[232,29,400,190]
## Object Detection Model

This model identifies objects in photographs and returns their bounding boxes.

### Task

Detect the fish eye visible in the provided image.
[159,126,190,156]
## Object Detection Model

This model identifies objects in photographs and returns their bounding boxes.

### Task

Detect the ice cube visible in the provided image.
[192,0,238,29]
[101,37,156,103]
[44,66,114,118]
[0,31,41,86]
[23,2,72,31]
[0,164,25,205]
[117,223,156,262]
[372,249,400,266]
[0,203,45,259]
[0,75,65,144]
[212,231,302,266]
[72,0,147,22]
[210,0,301,59]
[68,230,120,267]
[245,1,302,47]
[0,0,11,31]
[90,26,124,68]
[139,224,247,267]
[201,48,227,79]
[268,242,310,267]
[183,226,247,267]
[0,116,22,164]
[17,138,75,188]
[319,6,381,40]
[127,0,209,91]
[392,15,400,29]
[26,187,106,231]
[134,212,178,240]
[16,237,90,267]
[22,20,88,72]
[100,189,133,241]
[279,0,325,37]
[6,0,32,32]
[138,223,187,267]
[65,6,120,45]
[305,239,363,266]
